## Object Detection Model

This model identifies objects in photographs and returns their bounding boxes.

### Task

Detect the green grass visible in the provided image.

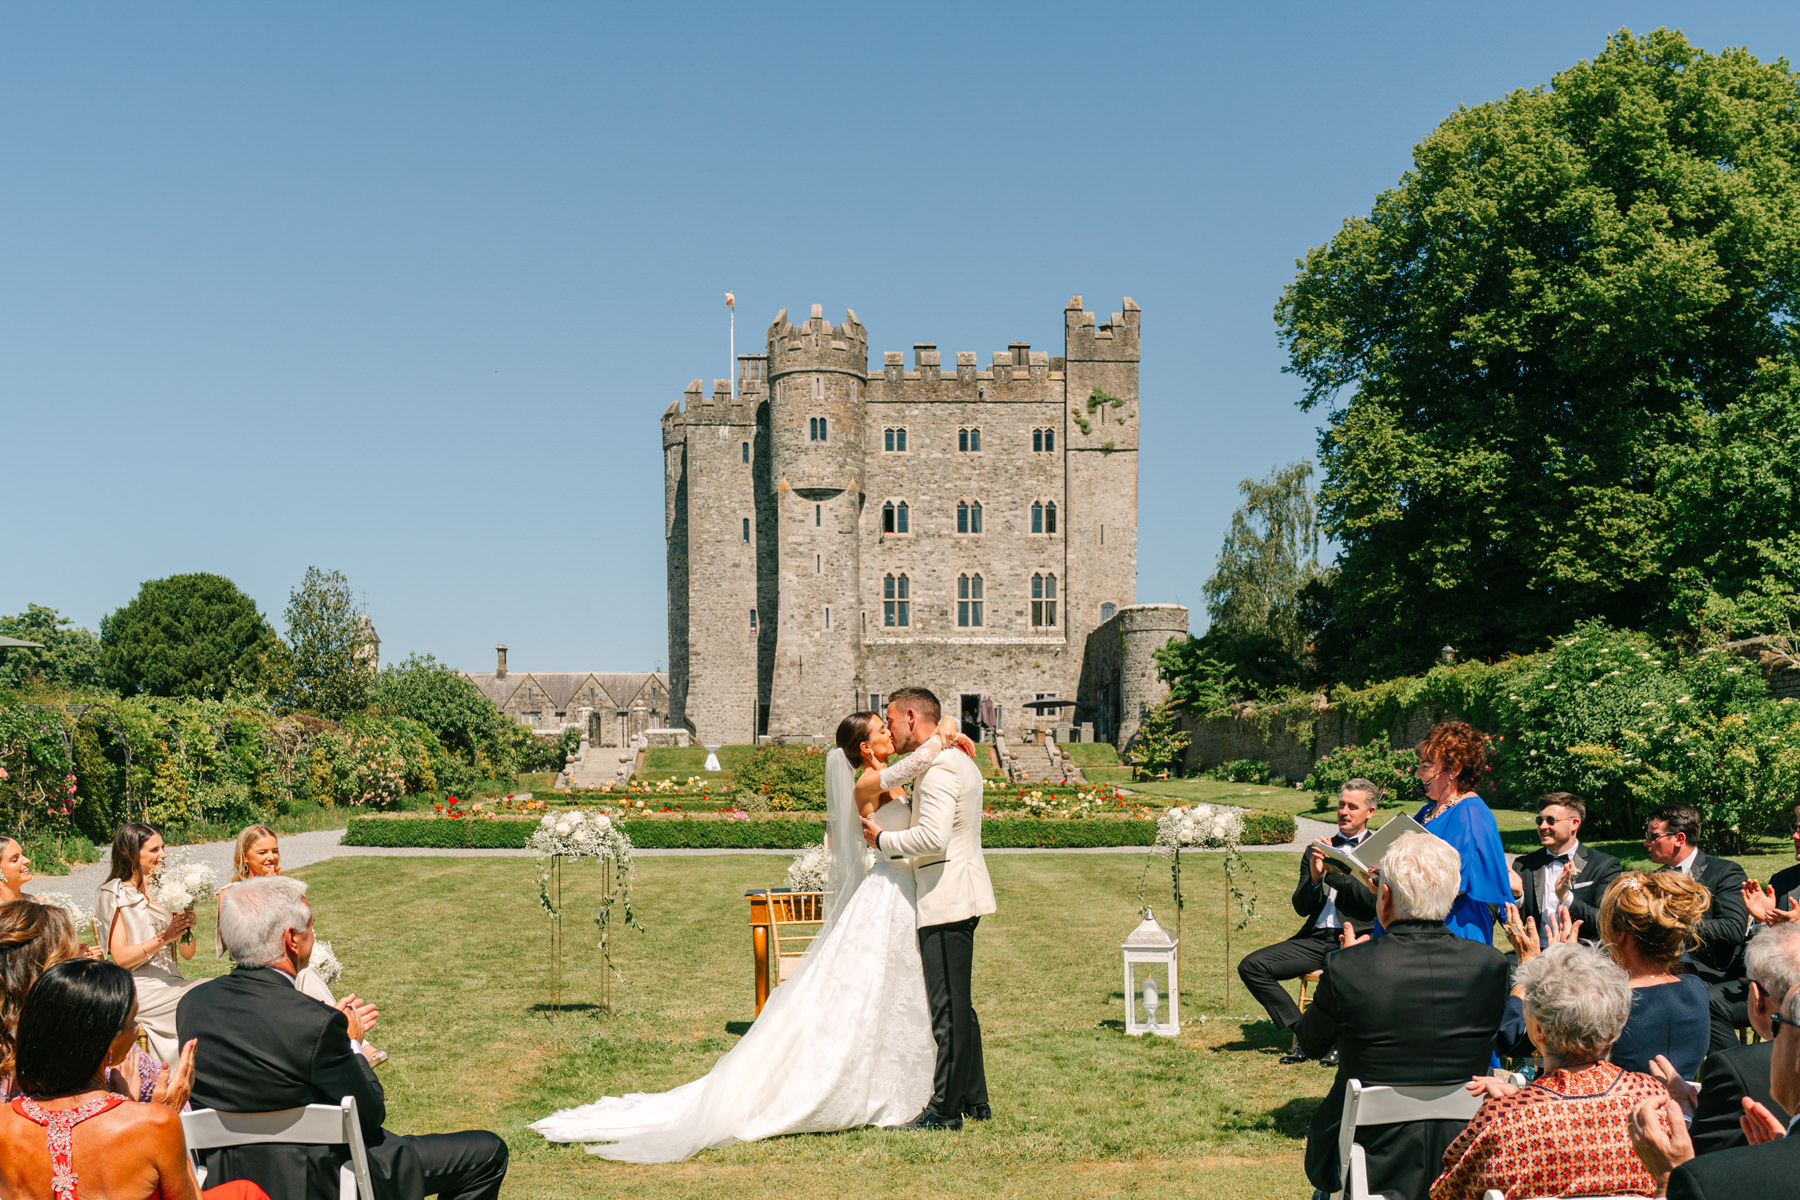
[636,745,759,787]
[1062,743,1121,768]
[1126,778,1321,817]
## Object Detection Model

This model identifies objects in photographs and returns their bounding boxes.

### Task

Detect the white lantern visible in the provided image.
[1122,907,1180,1037]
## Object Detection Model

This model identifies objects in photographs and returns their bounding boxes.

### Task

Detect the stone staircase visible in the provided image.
[559,735,637,790]
[1003,737,1085,784]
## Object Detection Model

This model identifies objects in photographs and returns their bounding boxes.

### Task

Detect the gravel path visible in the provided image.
[19,814,1337,899]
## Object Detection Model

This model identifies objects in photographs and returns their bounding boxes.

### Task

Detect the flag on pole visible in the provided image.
[725,292,735,308]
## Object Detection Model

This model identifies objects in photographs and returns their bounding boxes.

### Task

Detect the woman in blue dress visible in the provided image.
[1411,721,1511,944]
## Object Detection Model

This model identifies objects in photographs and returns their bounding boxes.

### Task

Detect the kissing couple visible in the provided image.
[531,686,997,1162]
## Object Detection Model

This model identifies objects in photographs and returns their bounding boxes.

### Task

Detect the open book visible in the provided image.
[1313,812,1432,893]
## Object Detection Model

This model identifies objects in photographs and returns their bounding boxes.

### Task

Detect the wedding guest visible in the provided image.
[1741,803,1800,926]
[97,822,200,1062]
[1411,721,1511,944]
[1601,871,1712,1079]
[179,876,508,1200]
[1642,803,1751,1051]
[1430,942,1663,1200]
[1631,984,1800,1199]
[0,958,266,1200]
[1512,793,1622,942]
[1,901,82,1098]
[0,835,33,904]
[1298,832,1510,1200]
[1237,779,1379,1066]
[1678,923,1800,1155]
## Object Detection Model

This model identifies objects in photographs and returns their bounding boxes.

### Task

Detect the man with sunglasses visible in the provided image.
[1644,803,1751,1051]
[1514,792,1621,944]
[1684,924,1800,1154]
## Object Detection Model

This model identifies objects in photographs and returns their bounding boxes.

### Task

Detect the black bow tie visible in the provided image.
[1548,853,1571,864]
[1333,833,1362,847]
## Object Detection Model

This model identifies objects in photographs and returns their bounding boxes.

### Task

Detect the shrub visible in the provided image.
[1304,743,1423,810]
[1208,758,1271,784]
[733,744,827,811]
[1241,810,1297,844]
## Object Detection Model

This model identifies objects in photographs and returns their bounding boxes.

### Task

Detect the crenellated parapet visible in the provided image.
[767,304,868,383]
[1065,295,1141,362]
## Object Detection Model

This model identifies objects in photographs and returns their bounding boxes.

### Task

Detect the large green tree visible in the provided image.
[282,566,374,719]
[368,653,511,767]
[1276,29,1800,682]
[0,605,104,692]
[100,574,274,699]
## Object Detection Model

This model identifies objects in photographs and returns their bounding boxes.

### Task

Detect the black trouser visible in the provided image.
[1237,928,1336,1032]
[378,1128,510,1200]
[919,915,987,1116]
[1709,977,1752,1053]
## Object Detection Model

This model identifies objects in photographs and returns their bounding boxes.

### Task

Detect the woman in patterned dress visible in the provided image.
[1430,941,1663,1200]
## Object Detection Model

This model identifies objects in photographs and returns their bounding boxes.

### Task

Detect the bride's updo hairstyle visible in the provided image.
[835,712,881,764]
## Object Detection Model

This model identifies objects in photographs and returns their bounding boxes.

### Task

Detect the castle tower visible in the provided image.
[1061,297,1140,657]
[762,304,868,737]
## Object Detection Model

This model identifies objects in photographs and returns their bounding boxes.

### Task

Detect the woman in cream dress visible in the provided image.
[96,822,198,1063]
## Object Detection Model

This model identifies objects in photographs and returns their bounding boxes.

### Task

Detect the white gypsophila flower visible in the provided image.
[37,892,95,936]
[785,843,830,892]
[310,940,344,986]
[150,855,220,914]
[1154,801,1245,853]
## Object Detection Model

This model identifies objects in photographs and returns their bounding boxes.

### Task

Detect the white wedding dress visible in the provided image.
[530,749,935,1162]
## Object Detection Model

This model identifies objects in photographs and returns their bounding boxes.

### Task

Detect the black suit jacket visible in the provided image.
[1770,862,1800,910]
[1514,842,1622,939]
[1675,851,1751,982]
[1291,844,1378,939]
[177,966,416,1200]
[1667,1125,1800,1198]
[1296,920,1511,1198]
[1691,1040,1786,1156]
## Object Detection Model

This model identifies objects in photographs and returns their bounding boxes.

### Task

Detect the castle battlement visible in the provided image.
[1065,295,1141,360]
[767,304,869,381]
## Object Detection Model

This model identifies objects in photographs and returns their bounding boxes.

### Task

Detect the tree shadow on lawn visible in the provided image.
[1213,1020,1295,1054]
[1225,1097,1321,1139]
[528,1002,608,1015]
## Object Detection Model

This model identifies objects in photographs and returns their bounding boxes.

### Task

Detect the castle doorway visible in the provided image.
[960,694,981,739]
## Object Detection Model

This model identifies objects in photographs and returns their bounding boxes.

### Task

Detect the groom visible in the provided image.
[863,685,996,1131]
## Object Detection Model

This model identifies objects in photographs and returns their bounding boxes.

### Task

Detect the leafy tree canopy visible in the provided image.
[1276,28,1800,682]
[368,653,511,766]
[283,566,375,720]
[0,605,104,692]
[100,574,273,700]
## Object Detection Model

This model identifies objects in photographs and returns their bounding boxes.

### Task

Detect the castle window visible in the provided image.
[750,609,758,631]
[884,427,907,452]
[1044,501,1057,534]
[957,573,984,627]
[1031,572,1058,628]
[882,501,911,535]
[812,377,824,400]
[815,504,822,527]
[742,517,750,543]
[958,427,981,452]
[809,416,828,442]
[815,553,821,574]
[1100,602,1117,622]
[825,607,830,629]
[884,573,911,627]
[1030,502,1043,534]
[1032,427,1055,453]
[956,500,983,534]
[742,441,750,463]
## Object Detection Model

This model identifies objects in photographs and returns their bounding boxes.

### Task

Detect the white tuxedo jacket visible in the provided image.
[875,747,996,928]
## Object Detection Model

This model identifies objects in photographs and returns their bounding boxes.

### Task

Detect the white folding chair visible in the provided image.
[1331,1079,1483,1200]
[181,1096,376,1200]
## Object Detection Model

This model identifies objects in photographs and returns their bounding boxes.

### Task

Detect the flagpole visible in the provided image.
[727,292,736,399]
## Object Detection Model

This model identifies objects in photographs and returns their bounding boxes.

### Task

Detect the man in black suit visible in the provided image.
[1236,779,1380,1066]
[178,876,508,1200]
[1688,924,1800,1154]
[1632,982,1800,1199]
[1644,803,1752,1051]
[1512,792,1621,942]
[1298,831,1510,1200]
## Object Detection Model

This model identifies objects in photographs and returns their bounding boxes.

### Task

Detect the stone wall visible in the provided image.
[1078,604,1189,747]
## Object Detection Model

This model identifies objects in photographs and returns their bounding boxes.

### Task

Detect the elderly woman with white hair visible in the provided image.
[1430,942,1665,1200]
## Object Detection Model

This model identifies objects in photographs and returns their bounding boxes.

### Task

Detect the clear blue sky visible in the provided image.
[6,3,1797,675]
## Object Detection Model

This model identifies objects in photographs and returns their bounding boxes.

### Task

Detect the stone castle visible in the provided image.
[662,296,1187,749]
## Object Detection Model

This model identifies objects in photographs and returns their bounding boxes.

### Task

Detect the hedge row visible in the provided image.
[341,809,1298,850]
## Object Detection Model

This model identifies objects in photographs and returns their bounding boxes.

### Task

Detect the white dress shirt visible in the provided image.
[1539,840,1581,914]
[1316,829,1370,930]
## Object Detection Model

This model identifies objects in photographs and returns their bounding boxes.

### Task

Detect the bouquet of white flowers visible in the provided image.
[310,941,344,986]
[1153,803,1245,853]
[527,809,633,863]
[150,853,220,946]
[38,892,96,941]
[785,843,830,892]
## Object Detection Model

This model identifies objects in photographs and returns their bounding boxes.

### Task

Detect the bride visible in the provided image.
[530,711,974,1162]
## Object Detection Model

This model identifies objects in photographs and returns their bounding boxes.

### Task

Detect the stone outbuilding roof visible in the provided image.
[461,670,668,712]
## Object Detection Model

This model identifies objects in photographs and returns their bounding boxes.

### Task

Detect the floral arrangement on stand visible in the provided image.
[528,809,642,1013]
[1140,803,1258,1006]
[150,853,220,946]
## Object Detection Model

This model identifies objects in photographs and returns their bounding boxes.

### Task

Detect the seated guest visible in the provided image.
[1742,803,1800,926]
[1602,871,1713,1079]
[217,825,387,1066]
[1679,923,1800,1155]
[1513,792,1622,942]
[0,834,35,904]
[98,821,200,1062]
[1643,803,1750,1051]
[1298,832,1510,1200]
[1410,721,1512,944]
[0,958,266,1200]
[1631,984,1800,1199]
[179,876,508,1200]
[1238,779,1379,1066]
[1431,942,1663,1200]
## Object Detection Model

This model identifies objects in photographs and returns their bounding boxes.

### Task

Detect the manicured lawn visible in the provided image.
[1061,743,1121,768]
[1126,777,1320,816]
[636,745,760,787]
[168,850,1318,1199]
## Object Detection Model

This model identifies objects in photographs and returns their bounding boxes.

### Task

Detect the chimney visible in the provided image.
[496,644,508,679]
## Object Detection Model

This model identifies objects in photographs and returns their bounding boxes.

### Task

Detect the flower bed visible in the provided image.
[341,809,1297,850]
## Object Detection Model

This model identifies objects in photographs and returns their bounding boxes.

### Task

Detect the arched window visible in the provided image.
[897,501,908,533]
[750,609,758,631]
[882,501,910,534]
[742,517,750,543]
[1032,428,1042,453]
[1043,427,1054,452]
[742,441,750,463]
[809,416,828,442]
[1100,602,1117,622]
[958,427,981,452]
[1031,573,1058,628]
[1030,502,1043,534]
[957,573,984,627]
[884,573,911,627]
[814,504,822,527]
[957,500,983,534]
[1044,501,1057,535]
[884,427,907,452]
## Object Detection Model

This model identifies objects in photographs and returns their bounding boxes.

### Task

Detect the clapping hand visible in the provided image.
[1648,1054,1697,1122]
[336,994,379,1041]
[1503,903,1582,964]
[1628,1094,1696,1187]
[1742,880,1800,925]
[1742,1097,1789,1145]
[152,1039,198,1111]
[1338,921,1370,950]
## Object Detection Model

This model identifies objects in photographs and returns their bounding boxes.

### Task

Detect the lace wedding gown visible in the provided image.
[530,766,935,1162]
